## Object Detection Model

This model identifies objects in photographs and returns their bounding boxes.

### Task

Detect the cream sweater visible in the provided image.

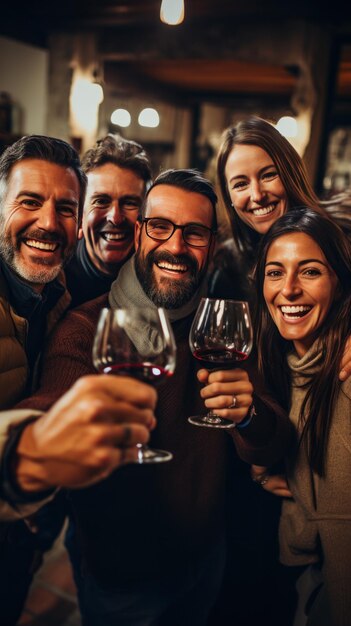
[279,342,351,625]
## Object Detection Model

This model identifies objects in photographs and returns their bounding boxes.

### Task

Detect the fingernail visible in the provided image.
[339,370,347,381]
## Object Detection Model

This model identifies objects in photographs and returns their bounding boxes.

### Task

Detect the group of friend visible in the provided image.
[0,117,350,626]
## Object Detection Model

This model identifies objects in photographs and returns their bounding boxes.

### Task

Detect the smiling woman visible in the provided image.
[209,116,327,304]
[263,232,338,356]
[254,208,351,625]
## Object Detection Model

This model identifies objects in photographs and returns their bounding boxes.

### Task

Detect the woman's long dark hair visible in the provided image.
[254,208,351,476]
[217,117,325,265]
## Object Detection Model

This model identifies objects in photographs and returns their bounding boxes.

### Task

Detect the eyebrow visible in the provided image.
[91,192,142,202]
[265,259,328,268]
[17,190,78,207]
[228,164,276,184]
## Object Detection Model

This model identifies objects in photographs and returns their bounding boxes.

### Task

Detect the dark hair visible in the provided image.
[81,134,152,190]
[143,168,218,230]
[217,117,325,261]
[254,208,351,476]
[0,135,87,219]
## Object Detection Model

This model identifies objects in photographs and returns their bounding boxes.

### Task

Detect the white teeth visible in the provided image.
[281,305,311,313]
[252,205,275,216]
[102,233,125,241]
[25,239,57,251]
[280,305,312,319]
[157,261,187,272]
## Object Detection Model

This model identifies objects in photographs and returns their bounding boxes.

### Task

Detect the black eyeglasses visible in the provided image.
[142,217,215,248]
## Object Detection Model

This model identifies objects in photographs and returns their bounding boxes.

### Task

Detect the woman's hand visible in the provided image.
[251,464,293,498]
[197,368,253,426]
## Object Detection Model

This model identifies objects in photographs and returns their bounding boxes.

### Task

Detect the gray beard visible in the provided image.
[0,220,74,285]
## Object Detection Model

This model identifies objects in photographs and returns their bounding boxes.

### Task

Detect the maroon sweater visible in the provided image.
[19,295,291,583]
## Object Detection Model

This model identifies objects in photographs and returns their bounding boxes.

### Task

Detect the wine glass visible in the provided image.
[93,307,177,463]
[188,298,253,429]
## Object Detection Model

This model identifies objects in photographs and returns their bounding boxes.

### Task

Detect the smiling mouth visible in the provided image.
[280,305,312,319]
[24,239,59,252]
[250,203,277,217]
[101,232,130,242]
[156,260,188,274]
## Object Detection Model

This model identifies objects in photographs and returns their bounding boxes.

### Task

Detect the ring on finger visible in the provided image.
[227,395,237,409]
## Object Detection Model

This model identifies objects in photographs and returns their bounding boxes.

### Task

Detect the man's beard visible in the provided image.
[0,221,75,285]
[135,248,207,308]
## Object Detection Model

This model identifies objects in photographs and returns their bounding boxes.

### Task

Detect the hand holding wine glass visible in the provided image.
[188,298,253,428]
[93,306,176,463]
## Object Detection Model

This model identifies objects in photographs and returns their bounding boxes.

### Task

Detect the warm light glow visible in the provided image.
[70,78,104,134]
[160,0,184,25]
[276,116,298,139]
[111,108,131,127]
[138,108,160,128]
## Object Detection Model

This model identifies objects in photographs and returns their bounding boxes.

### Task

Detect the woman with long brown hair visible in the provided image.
[210,116,327,301]
[253,208,351,625]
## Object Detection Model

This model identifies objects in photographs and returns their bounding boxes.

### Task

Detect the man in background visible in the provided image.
[66,133,152,306]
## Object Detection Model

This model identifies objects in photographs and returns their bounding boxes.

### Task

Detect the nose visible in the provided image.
[35,201,59,231]
[106,202,124,225]
[165,227,187,254]
[281,273,302,299]
[250,179,265,204]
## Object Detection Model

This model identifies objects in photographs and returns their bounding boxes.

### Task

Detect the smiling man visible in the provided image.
[0,135,86,406]
[66,134,152,307]
[0,134,87,625]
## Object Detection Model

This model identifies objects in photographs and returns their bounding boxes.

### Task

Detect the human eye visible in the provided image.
[185,224,208,243]
[57,205,77,218]
[147,219,171,237]
[301,267,322,277]
[262,169,278,181]
[20,197,41,210]
[265,269,283,278]
[122,198,140,211]
[92,195,110,208]
[231,179,248,190]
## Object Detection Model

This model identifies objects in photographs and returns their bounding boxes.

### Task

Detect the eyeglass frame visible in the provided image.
[141,217,216,248]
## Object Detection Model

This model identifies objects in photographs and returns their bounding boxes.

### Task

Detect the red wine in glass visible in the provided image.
[188,298,253,429]
[101,363,172,384]
[193,348,249,366]
[93,307,177,463]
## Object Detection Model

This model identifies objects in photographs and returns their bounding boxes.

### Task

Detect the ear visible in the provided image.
[78,227,84,240]
[134,220,142,251]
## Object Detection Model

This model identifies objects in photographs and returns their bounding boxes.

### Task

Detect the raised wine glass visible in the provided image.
[188,298,253,429]
[93,307,177,463]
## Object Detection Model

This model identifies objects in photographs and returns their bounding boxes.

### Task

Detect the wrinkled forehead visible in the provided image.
[144,184,214,228]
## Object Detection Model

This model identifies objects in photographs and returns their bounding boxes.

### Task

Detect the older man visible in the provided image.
[66,133,151,306]
[0,135,155,625]
[8,169,291,625]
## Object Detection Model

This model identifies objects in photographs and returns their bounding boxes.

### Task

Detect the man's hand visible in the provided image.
[14,375,157,492]
[197,368,253,425]
[339,336,351,381]
[251,464,292,498]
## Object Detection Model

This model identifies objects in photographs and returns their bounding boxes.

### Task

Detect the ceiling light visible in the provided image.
[276,116,298,139]
[111,108,131,127]
[138,108,160,128]
[160,0,184,25]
